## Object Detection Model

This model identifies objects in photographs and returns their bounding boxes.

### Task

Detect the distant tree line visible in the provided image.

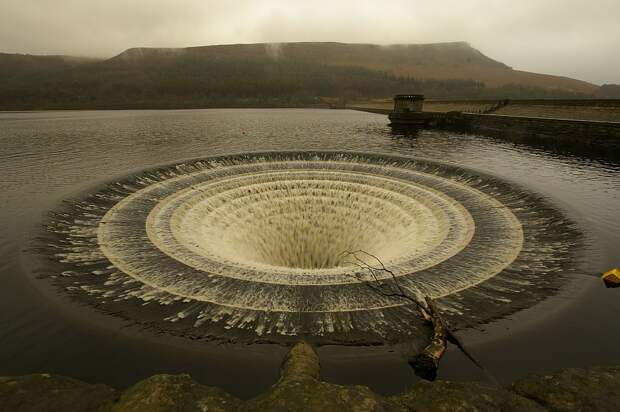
[0,53,593,110]
[596,84,620,98]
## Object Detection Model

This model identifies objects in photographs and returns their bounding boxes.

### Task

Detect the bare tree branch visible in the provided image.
[341,250,496,383]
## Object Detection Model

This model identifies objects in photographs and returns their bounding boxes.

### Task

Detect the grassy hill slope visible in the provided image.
[0,42,601,110]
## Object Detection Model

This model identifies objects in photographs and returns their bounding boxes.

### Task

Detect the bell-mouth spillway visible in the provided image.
[37,151,580,344]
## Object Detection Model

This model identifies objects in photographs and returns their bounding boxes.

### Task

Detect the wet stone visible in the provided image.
[2,353,618,411]
[244,342,401,411]
[511,366,620,412]
[113,374,242,412]
[280,341,321,382]
[0,373,118,412]
[244,380,403,412]
[391,380,547,412]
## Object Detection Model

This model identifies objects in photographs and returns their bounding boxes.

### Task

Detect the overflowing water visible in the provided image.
[38,151,578,344]
[1,109,619,395]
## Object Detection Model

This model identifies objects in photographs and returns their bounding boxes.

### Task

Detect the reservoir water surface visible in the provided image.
[0,109,618,397]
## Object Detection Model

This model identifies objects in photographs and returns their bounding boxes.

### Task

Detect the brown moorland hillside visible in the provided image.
[0,42,603,109]
[111,42,597,94]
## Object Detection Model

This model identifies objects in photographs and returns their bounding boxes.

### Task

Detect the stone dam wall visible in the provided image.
[349,102,620,156]
[424,99,620,122]
[350,99,620,122]
[1,342,619,412]
[455,113,620,155]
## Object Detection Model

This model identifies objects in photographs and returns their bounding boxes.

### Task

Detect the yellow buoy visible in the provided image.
[602,268,620,288]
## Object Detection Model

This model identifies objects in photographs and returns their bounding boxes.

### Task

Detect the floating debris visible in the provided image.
[602,268,620,288]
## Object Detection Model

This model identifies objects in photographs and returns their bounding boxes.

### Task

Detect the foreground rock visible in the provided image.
[512,366,620,412]
[0,374,118,412]
[1,344,619,411]
[114,374,242,412]
[392,380,546,412]
[243,342,401,411]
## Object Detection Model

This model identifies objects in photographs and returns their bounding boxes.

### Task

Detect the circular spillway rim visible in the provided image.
[96,156,524,313]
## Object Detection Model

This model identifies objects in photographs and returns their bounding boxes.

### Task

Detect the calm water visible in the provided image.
[1,109,619,397]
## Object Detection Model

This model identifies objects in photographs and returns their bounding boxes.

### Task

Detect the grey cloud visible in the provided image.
[0,0,618,84]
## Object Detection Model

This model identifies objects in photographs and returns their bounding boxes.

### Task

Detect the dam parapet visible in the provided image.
[352,98,620,121]
[452,112,620,154]
[351,96,620,155]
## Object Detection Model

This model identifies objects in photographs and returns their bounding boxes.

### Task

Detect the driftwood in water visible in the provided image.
[342,250,495,382]
[407,296,492,381]
[408,297,447,380]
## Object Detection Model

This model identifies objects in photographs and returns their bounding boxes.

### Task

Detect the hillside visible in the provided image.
[111,42,596,93]
[0,42,602,110]
[596,84,620,98]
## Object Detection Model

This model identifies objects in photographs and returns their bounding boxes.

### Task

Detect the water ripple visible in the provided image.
[35,151,581,345]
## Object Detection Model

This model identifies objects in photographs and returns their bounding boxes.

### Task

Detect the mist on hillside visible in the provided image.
[1,0,619,84]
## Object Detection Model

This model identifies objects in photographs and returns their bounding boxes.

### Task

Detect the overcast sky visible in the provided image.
[1,0,618,84]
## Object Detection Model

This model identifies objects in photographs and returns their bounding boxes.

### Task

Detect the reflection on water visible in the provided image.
[1,109,619,396]
[388,125,423,140]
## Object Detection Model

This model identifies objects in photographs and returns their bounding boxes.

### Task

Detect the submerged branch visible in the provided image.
[341,250,496,383]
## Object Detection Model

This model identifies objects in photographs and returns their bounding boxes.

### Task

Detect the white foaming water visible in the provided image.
[43,152,579,343]
[143,168,475,281]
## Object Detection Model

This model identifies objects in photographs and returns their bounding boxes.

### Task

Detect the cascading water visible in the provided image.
[36,151,580,344]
